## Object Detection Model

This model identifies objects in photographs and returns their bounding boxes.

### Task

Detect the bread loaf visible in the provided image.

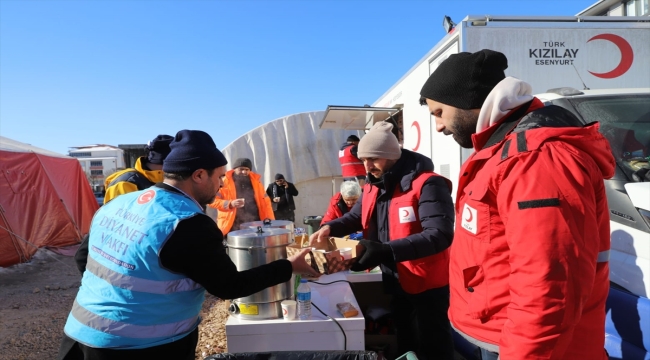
[336,302,359,318]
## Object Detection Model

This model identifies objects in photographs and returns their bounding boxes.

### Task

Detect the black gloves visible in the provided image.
[350,239,393,272]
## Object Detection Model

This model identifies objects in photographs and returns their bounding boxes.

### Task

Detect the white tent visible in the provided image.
[218,111,363,227]
[0,136,71,157]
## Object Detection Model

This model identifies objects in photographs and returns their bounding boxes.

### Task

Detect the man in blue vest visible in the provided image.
[311,121,455,360]
[58,129,318,360]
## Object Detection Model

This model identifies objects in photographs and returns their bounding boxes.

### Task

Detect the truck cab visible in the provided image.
[535,87,650,359]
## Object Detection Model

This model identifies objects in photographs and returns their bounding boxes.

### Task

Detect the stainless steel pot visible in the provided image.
[226,226,293,320]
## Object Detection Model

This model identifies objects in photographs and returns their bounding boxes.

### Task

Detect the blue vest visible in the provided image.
[64,187,206,349]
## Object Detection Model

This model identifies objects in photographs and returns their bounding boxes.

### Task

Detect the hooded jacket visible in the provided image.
[326,149,455,291]
[208,169,274,234]
[449,99,615,359]
[103,157,162,204]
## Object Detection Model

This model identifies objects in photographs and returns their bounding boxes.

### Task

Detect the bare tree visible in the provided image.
[85,170,103,192]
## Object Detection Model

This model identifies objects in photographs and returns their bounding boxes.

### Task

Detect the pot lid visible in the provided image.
[226,227,293,248]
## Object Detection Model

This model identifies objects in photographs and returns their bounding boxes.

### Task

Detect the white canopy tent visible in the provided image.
[0,136,70,157]
[218,111,363,227]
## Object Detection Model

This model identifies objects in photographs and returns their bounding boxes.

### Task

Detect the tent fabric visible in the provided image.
[0,136,98,267]
[221,111,363,186]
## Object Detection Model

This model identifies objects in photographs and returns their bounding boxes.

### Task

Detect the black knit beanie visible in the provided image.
[146,134,174,165]
[420,49,508,110]
[162,130,228,173]
[232,158,253,170]
[275,173,285,180]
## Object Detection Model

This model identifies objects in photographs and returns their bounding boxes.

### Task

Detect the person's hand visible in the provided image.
[273,197,280,203]
[283,182,289,188]
[288,247,320,277]
[632,168,650,182]
[350,239,393,272]
[309,225,330,246]
[230,198,245,208]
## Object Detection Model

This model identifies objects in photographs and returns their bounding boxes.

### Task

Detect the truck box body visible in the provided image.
[370,16,650,199]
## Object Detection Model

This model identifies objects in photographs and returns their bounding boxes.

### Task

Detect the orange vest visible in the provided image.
[208,170,275,234]
[361,171,450,294]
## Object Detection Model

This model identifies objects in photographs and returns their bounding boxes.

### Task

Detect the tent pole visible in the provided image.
[0,216,30,264]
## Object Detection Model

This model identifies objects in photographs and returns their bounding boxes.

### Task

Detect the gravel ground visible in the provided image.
[0,248,229,360]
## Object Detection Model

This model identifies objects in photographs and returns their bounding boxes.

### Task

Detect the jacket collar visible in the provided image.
[134,156,165,183]
[471,98,545,155]
[367,149,434,193]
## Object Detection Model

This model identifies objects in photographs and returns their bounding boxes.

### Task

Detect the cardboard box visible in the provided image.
[287,235,362,274]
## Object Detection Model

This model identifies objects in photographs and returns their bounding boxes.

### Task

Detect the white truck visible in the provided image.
[320,15,650,359]
[535,87,649,360]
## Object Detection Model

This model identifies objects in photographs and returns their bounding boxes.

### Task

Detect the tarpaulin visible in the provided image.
[0,136,98,267]
[221,111,362,188]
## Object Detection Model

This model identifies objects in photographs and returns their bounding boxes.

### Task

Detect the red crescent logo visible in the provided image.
[587,34,633,79]
[402,209,410,217]
[137,189,156,204]
[464,207,473,222]
[411,121,421,151]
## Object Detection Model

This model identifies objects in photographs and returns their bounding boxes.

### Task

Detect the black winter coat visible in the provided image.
[265,181,298,212]
[325,149,455,285]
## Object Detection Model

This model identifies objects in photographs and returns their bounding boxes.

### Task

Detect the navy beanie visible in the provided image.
[232,158,253,170]
[420,49,508,110]
[162,130,228,173]
[146,134,174,165]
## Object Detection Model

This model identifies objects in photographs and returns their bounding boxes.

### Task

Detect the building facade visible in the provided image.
[69,145,125,192]
[579,0,649,16]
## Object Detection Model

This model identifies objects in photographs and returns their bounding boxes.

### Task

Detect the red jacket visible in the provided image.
[362,171,451,294]
[449,100,615,359]
[321,193,347,225]
[339,144,365,178]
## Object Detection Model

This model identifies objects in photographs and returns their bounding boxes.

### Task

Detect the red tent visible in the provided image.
[0,136,98,267]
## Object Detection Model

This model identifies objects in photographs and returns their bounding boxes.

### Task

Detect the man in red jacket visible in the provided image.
[338,135,366,185]
[312,121,455,360]
[419,49,615,360]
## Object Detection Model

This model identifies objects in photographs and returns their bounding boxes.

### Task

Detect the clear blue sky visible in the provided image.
[1,0,596,154]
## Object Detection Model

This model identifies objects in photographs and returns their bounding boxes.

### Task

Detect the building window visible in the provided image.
[90,161,103,167]
[90,170,104,176]
[627,0,637,15]
[70,152,92,157]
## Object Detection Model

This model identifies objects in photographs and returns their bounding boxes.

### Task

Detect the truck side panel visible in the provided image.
[374,38,463,198]
[374,20,650,200]
[464,26,650,94]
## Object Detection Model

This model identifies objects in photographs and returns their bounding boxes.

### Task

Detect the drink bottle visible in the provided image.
[296,278,312,320]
